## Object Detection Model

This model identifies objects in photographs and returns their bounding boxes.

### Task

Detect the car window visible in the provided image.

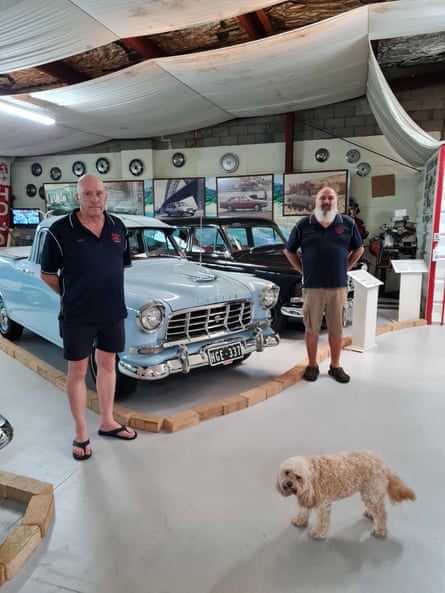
[128,228,178,259]
[251,226,285,246]
[226,228,249,249]
[194,227,226,253]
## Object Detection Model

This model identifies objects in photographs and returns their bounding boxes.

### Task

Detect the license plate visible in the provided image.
[207,342,243,366]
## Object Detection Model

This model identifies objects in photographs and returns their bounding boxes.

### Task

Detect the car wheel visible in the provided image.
[89,345,137,399]
[270,303,286,333]
[0,295,24,341]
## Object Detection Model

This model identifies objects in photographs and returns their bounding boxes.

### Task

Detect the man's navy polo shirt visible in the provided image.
[285,213,362,288]
[41,210,131,324]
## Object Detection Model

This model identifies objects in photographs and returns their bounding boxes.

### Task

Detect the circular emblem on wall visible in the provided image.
[345,149,361,164]
[129,158,144,176]
[220,153,239,173]
[39,185,46,200]
[95,157,110,174]
[315,148,329,163]
[26,184,37,197]
[31,163,42,177]
[50,166,62,181]
[172,152,185,168]
[72,161,86,177]
[356,162,371,177]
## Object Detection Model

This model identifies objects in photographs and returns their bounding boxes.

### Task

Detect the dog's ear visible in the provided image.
[297,463,320,508]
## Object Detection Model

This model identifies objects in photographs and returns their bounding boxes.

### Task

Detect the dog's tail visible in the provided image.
[387,472,416,504]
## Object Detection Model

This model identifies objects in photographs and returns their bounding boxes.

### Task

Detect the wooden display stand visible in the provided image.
[391,259,428,321]
[346,269,383,352]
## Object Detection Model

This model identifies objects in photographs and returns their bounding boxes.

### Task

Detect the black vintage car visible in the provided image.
[169,216,304,331]
[170,216,363,332]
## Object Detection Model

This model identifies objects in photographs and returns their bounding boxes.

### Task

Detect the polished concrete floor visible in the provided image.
[1,312,444,593]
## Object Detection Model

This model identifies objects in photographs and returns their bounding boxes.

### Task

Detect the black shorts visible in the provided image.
[59,319,125,361]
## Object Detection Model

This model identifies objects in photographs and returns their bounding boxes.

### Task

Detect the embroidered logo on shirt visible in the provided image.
[334,226,345,234]
[111,233,121,243]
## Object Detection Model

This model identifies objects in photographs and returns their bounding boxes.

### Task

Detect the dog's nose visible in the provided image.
[285,481,293,489]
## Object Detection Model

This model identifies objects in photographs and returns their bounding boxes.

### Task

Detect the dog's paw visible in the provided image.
[371,526,387,538]
[363,510,373,520]
[291,515,308,528]
[308,528,327,540]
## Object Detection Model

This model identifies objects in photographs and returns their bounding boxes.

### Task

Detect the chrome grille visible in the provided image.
[166,300,253,344]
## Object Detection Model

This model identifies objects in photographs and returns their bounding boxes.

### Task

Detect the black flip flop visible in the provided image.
[72,439,92,461]
[98,425,137,440]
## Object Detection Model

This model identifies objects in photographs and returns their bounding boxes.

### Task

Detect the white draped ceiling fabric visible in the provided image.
[0,0,444,166]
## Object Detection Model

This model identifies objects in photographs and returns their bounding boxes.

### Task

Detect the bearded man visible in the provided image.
[284,187,364,383]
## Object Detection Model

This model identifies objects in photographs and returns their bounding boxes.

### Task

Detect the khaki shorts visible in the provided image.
[302,287,348,335]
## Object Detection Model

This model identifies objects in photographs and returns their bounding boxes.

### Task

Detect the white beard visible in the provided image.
[314,206,337,225]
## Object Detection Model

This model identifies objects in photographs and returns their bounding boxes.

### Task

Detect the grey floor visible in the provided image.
[1,311,444,593]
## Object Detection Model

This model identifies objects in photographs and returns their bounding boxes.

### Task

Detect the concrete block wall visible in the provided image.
[150,83,444,148]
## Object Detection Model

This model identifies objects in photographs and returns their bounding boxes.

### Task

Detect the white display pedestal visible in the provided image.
[391,259,428,321]
[346,270,383,352]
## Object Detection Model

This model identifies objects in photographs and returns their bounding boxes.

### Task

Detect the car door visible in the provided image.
[14,229,62,346]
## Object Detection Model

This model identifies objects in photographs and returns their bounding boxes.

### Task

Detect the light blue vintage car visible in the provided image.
[0,214,280,397]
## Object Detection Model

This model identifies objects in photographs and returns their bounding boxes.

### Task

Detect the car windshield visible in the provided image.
[225,225,286,248]
[127,227,180,259]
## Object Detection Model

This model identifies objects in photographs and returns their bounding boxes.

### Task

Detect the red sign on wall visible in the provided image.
[0,161,11,247]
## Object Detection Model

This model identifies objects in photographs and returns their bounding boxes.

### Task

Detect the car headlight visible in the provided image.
[137,301,165,331]
[0,415,13,449]
[260,284,279,309]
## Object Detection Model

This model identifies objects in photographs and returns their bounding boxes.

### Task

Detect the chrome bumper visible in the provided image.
[118,329,280,381]
[280,296,354,320]
[280,305,304,319]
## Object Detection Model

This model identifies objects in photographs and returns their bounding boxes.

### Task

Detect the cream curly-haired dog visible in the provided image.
[276,450,416,539]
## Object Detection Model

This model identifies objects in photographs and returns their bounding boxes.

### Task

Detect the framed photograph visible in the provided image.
[153,178,205,219]
[283,170,349,216]
[216,175,273,218]
[44,180,145,216]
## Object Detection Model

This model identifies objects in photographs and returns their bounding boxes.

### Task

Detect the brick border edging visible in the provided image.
[0,319,427,434]
[0,471,54,585]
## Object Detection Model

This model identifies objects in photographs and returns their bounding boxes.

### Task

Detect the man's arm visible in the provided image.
[347,246,364,270]
[284,248,303,274]
[40,272,61,295]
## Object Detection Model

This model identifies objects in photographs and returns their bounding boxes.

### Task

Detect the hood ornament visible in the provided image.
[182,271,217,282]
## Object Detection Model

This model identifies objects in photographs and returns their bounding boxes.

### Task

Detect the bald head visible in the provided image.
[75,174,107,220]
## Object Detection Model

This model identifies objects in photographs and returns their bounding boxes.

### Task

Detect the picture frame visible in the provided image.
[153,177,205,219]
[44,180,145,216]
[283,170,349,216]
[216,174,273,218]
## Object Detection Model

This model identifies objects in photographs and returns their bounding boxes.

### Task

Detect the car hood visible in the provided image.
[230,244,297,273]
[124,257,254,309]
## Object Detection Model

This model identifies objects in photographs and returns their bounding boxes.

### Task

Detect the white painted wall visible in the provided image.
[10,135,420,242]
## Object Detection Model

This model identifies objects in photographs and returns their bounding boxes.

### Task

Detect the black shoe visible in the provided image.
[303,365,320,382]
[328,366,350,383]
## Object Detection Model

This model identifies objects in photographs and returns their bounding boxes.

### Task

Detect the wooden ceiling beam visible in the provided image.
[36,61,90,84]
[237,12,269,40]
[255,9,274,36]
[121,37,167,59]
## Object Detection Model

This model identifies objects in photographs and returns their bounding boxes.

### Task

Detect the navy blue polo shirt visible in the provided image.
[285,213,362,288]
[41,210,131,324]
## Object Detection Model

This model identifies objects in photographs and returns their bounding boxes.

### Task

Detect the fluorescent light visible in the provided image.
[0,101,55,125]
